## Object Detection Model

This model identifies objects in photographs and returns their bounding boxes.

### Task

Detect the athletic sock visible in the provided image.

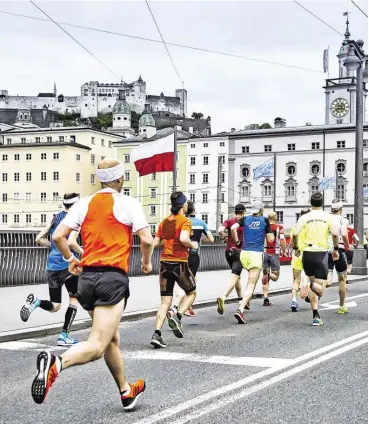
[177,312,182,321]
[39,300,54,311]
[121,385,131,397]
[313,309,320,319]
[292,296,297,302]
[55,355,62,373]
[238,297,243,301]
[154,330,162,337]
[62,304,77,332]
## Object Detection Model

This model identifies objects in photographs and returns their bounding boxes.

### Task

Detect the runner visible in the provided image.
[345,224,359,278]
[170,201,214,317]
[326,200,350,313]
[231,201,275,324]
[30,158,153,411]
[150,192,198,349]
[292,192,340,326]
[261,211,287,306]
[216,204,246,315]
[290,208,310,312]
[20,193,82,346]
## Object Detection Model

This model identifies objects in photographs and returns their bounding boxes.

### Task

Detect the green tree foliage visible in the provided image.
[258,123,272,129]
[191,112,204,119]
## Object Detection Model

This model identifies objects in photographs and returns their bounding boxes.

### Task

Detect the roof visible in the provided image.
[139,103,155,127]
[152,114,211,136]
[37,93,55,97]
[0,142,91,150]
[135,127,198,141]
[0,109,57,128]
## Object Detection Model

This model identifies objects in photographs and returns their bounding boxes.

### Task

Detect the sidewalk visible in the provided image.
[0,266,365,338]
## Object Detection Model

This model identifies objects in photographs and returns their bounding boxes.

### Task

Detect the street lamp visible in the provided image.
[343,39,368,274]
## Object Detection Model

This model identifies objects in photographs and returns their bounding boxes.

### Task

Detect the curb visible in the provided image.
[0,277,366,343]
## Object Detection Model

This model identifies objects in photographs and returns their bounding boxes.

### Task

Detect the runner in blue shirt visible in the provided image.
[231,200,274,324]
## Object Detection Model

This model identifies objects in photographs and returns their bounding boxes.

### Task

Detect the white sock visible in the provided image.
[121,384,131,396]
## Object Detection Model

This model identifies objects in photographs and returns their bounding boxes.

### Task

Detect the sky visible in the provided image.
[0,0,367,133]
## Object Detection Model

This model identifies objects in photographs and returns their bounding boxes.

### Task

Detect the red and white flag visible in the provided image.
[131,133,174,177]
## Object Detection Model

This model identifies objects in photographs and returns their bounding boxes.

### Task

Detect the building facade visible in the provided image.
[0,127,121,227]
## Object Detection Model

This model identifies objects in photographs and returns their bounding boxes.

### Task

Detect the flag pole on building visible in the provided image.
[173,124,178,192]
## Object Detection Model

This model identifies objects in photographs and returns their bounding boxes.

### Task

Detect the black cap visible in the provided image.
[235,203,246,213]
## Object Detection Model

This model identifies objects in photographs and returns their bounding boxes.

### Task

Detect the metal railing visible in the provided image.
[0,230,229,287]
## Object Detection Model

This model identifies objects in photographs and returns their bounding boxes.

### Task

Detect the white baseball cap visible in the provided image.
[250,200,264,214]
[331,199,343,210]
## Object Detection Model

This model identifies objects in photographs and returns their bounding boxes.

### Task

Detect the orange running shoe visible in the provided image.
[31,351,60,404]
[121,380,146,410]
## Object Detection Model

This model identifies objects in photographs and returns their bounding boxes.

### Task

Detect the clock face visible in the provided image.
[331,98,349,118]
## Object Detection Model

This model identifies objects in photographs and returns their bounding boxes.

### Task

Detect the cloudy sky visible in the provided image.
[0,0,367,133]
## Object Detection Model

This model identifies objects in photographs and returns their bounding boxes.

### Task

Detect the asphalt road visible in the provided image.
[0,281,367,424]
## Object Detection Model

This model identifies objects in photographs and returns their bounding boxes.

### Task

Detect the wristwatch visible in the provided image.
[334,246,339,251]
[236,240,242,248]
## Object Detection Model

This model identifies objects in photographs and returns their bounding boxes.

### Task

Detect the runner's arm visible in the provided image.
[292,217,304,251]
[265,218,275,244]
[67,230,84,255]
[218,224,226,238]
[341,218,350,250]
[136,227,154,269]
[35,222,52,248]
[153,237,162,248]
[280,234,287,255]
[203,221,214,243]
[352,233,360,247]
[230,221,241,246]
[180,230,198,249]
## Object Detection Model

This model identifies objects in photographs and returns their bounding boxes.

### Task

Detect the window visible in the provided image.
[202,174,209,184]
[91,154,95,164]
[276,211,283,223]
[53,192,59,201]
[312,142,320,150]
[309,177,320,197]
[337,140,346,148]
[337,183,345,200]
[203,143,208,148]
[288,143,296,151]
[190,143,195,148]
[149,224,156,234]
[2,214,7,224]
[14,214,19,224]
[336,161,346,175]
[124,154,130,163]
[53,152,59,160]
[364,139,368,147]
[109,141,112,148]
[101,139,105,147]
[53,171,59,181]
[35,137,40,143]
[202,193,208,203]
[285,178,297,202]
[151,173,157,180]
[2,154,7,161]
[26,153,32,160]
[190,174,195,184]
[41,153,47,160]
[221,173,225,183]
[347,214,354,224]
[41,172,47,181]
[241,186,249,197]
[19,138,25,144]
[242,146,250,154]
[41,192,46,202]
[76,173,81,183]
[263,184,272,196]
[337,119,343,124]
[6,138,12,145]
[70,136,76,143]
[264,145,272,152]
[91,137,95,145]
[219,155,225,165]
[220,214,224,224]
[220,142,225,147]
[47,136,52,142]
[14,154,20,161]
[241,165,250,178]
[364,183,368,203]
[59,136,64,142]
[2,173,8,182]
[26,192,31,202]
[150,188,157,199]
[287,163,296,177]
[26,214,31,224]
[203,156,209,165]
[190,157,196,166]
[76,154,81,161]
[150,205,157,216]
[2,193,7,202]
[41,214,47,224]
[124,171,131,181]
[287,185,295,196]
[201,214,208,224]
[123,188,131,196]
[311,163,320,175]
[221,192,225,203]
[91,174,95,184]
[14,173,19,182]
[101,156,105,161]
[364,161,368,174]
[190,193,195,202]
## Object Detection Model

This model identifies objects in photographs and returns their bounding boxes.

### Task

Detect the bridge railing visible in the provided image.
[0,230,229,286]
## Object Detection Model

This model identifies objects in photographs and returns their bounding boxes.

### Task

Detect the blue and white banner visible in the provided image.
[319,176,336,191]
[253,158,274,181]
[364,186,368,198]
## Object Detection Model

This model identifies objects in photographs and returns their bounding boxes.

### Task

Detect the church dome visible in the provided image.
[338,42,349,56]
[113,89,131,114]
[139,103,155,127]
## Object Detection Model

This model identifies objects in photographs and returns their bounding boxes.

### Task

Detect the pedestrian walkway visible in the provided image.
[0,266,364,334]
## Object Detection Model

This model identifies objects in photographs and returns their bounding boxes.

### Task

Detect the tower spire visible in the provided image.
[53,81,57,96]
[343,11,350,41]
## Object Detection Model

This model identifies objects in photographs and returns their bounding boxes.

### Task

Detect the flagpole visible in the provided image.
[273,152,277,211]
[173,124,178,192]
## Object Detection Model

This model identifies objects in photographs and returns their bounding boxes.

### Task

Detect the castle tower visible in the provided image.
[139,103,156,138]
[109,88,135,138]
[175,88,187,117]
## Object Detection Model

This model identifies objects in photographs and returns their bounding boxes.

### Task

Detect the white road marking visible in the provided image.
[320,301,358,310]
[131,331,368,424]
[124,350,293,368]
[323,293,368,303]
[0,341,47,350]
[171,337,368,424]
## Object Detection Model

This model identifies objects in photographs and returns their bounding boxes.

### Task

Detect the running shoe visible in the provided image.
[245,302,251,311]
[234,309,246,324]
[312,317,324,326]
[338,305,348,314]
[31,351,60,404]
[20,293,39,322]
[263,298,272,306]
[184,308,196,317]
[150,333,167,349]
[56,331,78,346]
[262,274,269,285]
[217,297,225,315]
[167,312,184,338]
[121,380,146,411]
[291,300,299,312]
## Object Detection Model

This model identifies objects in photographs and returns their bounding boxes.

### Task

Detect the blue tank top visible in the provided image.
[189,216,209,255]
[241,216,270,253]
[47,211,68,271]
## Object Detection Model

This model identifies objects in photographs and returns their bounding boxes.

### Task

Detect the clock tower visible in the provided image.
[324,15,367,125]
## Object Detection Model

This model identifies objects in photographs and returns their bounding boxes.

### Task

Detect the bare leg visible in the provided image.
[155,296,172,331]
[239,268,261,311]
[104,328,129,393]
[60,298,126,370]
[292,269,301,302]
[262,268,270,299]
[269,270,280,282]
[234,276,243,298]
[347,263,352,275]
[221,274,241,299]
[173,288,186,309]
[178,291,196,316]
[326,270,333,288]
[338,273,347,307]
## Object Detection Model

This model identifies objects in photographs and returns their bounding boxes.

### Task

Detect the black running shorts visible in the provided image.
[328,249,348,274]
[302,251,328,280]
[225,249,243,276]
[345,249,354,265]
[47,268,79,303]
[188,254,200,277]
[77,266,130,311]
[159,261,196,297]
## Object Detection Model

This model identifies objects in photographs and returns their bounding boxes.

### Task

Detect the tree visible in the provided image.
[191,112,204,119]
[131,111,140,132]
[258,123,272,129]
[95,113,112,130]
